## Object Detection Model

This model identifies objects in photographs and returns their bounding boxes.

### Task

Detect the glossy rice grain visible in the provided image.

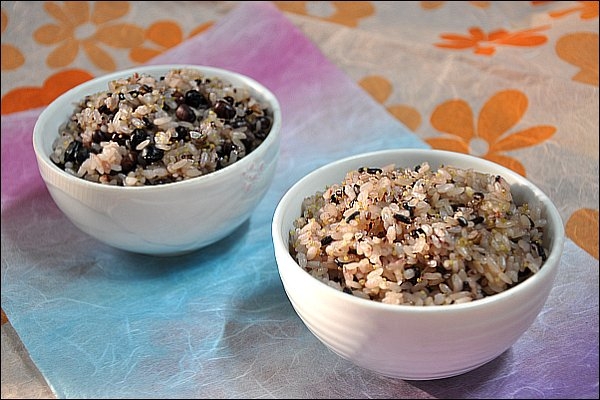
[289,162,548,306]
[50,68,274,186]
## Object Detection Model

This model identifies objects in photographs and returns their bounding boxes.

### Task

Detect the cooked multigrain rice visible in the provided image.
[289,162,548,306]
[50,68,274,186]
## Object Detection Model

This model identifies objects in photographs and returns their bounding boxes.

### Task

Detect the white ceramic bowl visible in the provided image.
[272,149,564,380]
[33,64,281,256]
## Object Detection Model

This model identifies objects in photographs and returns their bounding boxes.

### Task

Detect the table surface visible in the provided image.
[2,1,598,399]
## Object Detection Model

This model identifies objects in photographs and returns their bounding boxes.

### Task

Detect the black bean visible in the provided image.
[518,268,533,279]
[224,96,235,105]
[342,287,353,295]
[175,103,196,122]
[213,100,236,120]
[92,130,109,143]
[142,117,154,128]
[97,104,111,115]
[173,126,190,141]
[217,141,234,158]
[471,216,485,225]
[457,216,468,227]
[366,167,382,174]
[118,93,125,100]
[254,116,272,138]
[130,129,150,149]
[138,145,164,165]
[185,90,209,108]
[111,133,128,146]
[410,228,425,238]
[330,189,343,204]
[128,90,139,98]
[64,140,83,163]
[394,213,412,224]
[120,151,138,174]
[230,118,247,129]
[320,235,334,246]
[473,192,484,201]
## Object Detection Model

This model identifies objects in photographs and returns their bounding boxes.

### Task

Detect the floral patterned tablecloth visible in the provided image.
[2,1,598,399]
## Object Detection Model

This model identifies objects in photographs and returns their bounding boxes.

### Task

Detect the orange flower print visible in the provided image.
[1,69,93,115]
[359,75,422,131]
[426,90,556,176]
[130,20,214,63]
[549,1,599,20]
[435,26,550,56]
[1,9,25,70]
[566,208,599,259]
[274,1,375,27]
[421,1,490,10]
[556,32,599,86]
[33,1,145,71]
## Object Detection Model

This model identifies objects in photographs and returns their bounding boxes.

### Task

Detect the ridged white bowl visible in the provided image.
[272,149,564,380]
[33,64,281,255]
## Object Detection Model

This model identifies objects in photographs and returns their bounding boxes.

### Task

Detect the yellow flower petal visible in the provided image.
[430,99,475,141]
[359,75,392,104]
[490,126,556,152]
[92,1,129,25]
[477,90,527,144]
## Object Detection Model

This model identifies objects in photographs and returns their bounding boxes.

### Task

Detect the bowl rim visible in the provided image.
[272,148,565,313]
[32,64,282,192]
